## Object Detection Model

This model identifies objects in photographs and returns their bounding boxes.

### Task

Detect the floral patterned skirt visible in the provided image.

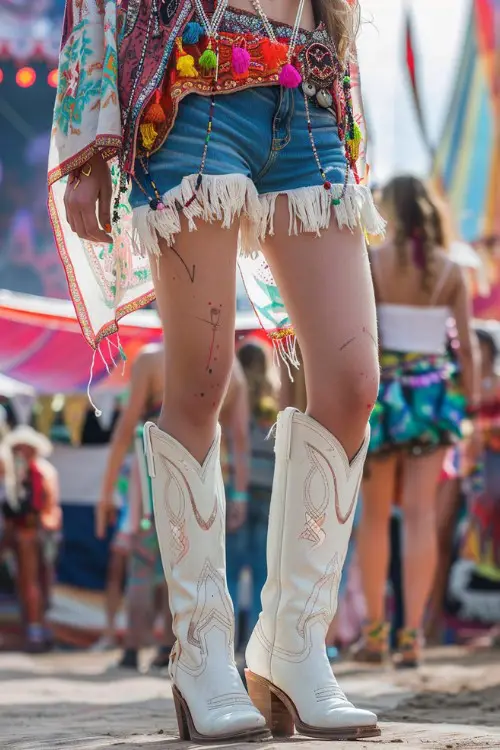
[368,351,466,457]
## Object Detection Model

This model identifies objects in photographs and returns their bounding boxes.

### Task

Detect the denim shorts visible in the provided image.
[130,86,347,207]
[130,86,383,257]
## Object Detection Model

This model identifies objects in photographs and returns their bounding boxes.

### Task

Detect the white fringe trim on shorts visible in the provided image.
[131,173,386,259]
[132,173,262,257]
[257,183,386,241]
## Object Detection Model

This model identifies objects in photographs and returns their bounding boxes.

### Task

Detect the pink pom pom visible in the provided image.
[157,202,165,210]
[279,63,302,88]
[232,46,251,75]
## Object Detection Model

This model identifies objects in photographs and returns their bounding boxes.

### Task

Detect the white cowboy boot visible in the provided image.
[245,408,380,740]
[143,422,269,742]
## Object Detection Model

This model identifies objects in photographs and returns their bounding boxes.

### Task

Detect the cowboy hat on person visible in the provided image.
[4,426,52,458]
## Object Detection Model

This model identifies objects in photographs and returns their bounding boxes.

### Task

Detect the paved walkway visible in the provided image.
[1,648,499,750]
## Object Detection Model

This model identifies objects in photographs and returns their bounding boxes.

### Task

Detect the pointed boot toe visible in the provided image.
[323,705,379,729]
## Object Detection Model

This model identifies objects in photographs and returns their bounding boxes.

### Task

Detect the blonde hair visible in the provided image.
[312,0,360,62]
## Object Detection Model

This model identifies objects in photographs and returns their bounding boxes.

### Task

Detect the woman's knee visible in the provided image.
[312,355,380,427]
[404,499,436,528]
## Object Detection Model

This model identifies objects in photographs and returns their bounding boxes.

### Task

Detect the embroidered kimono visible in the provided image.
[48,0,370,362]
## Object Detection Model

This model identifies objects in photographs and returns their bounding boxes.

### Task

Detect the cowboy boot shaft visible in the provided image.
[256,409,365,666]
[144,422,232,672]
[144,422,267,741]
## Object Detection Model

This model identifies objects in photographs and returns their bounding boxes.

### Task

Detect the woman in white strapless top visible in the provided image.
[354,176,480,668]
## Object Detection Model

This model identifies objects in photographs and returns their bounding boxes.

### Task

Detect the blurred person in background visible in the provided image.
[226,342,278,644]
[2,426,62,652]
[453,326,500,642]
[356,176,480,668]
[0,440,16,554]
[96,343,174,670]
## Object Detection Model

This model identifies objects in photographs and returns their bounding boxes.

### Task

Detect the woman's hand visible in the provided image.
[95,493,117,540]
[64,153,113,244]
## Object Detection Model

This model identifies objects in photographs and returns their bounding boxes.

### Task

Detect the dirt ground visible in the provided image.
[1,646,500,750]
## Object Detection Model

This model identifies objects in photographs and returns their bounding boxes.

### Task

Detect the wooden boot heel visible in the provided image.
[172,684,191,740]
[245,669,295,737]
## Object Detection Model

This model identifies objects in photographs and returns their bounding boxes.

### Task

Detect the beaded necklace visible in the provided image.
[192,0,228,73]
[250,0,306,87]
[193,0,228,40]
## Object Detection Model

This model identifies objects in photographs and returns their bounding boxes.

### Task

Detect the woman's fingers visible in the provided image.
[81,207,113,244]
[98,177,113,235]
[71,211,90,242]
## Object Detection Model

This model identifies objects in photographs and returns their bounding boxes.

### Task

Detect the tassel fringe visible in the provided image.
[132,177,385,259]
[258,184,386,241]
[132,173,262,257]
[271,333,300,382]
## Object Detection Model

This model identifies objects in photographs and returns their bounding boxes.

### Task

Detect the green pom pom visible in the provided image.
[331,197,341,206]
[199,48,217,73]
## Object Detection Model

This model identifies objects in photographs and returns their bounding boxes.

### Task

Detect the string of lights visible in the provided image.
[0,66,58,88]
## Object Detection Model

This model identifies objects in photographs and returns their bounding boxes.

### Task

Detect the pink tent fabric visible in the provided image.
[0,291,261,393]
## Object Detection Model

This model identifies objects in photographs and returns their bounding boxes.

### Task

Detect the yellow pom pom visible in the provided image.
[140,122,158,151]
[177,53,198,78]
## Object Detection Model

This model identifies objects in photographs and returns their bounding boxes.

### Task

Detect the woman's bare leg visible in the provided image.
[262,199,379,457]
[426,476,460,642]
[16,532,44,647]
[245,203,380,733]
[146,217,268,739]
[401,449,447,631]
[153,217,239,461]
[103,547,128,641]
[358,456,397,622]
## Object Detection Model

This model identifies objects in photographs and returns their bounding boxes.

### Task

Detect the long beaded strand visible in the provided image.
[303,92,349,206]
[185,89,217,208]
[193,0,228,39]
[134,157,165,210]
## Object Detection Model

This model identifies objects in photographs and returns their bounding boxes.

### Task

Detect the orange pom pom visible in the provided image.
[144,91,166,124]
[261,39,288,70]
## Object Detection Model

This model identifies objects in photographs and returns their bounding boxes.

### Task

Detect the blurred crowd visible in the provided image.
[1,174,499,663]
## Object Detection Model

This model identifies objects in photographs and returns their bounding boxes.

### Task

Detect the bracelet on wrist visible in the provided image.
[231,491,248,503]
